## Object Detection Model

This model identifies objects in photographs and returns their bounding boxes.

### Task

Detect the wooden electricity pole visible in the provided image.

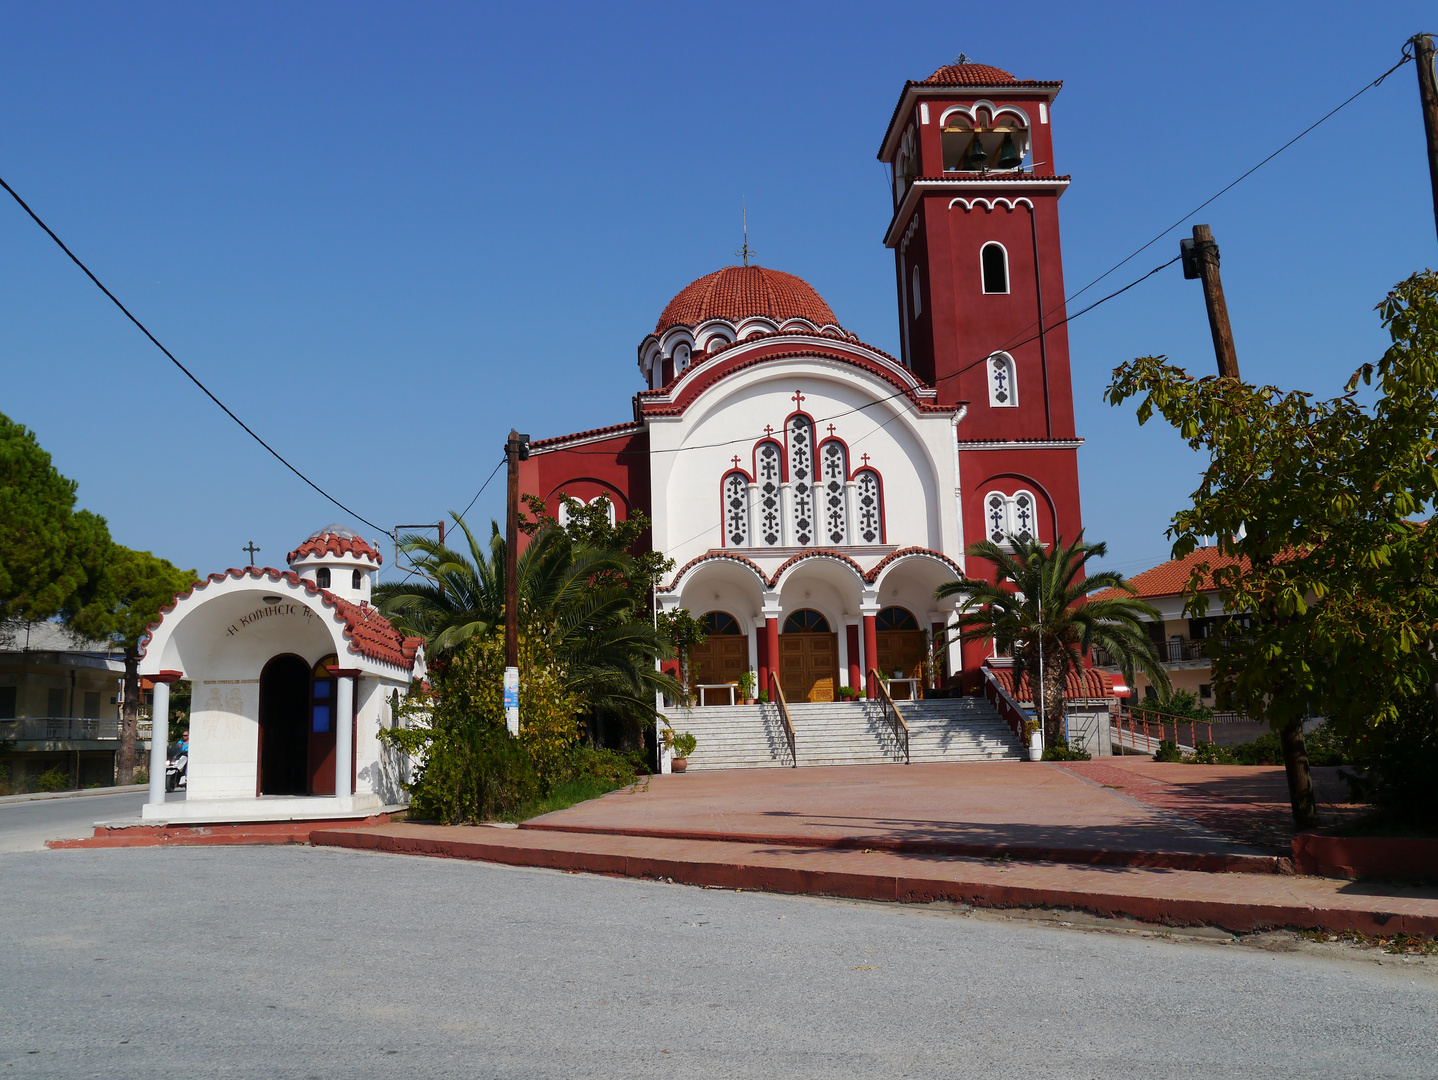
[1413,33,1438,244]
[1180,224,1241,380]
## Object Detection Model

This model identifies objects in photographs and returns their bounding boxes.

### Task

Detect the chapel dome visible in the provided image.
[655,265,840,335]
[287,524,383,567]
[918,61,1018,86]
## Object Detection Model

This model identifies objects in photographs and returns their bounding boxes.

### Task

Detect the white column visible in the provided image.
[746,482,759,548]
[147,681,170,806]
[843,481,859,546]
[779,483,794,546]
[335,675,354,800]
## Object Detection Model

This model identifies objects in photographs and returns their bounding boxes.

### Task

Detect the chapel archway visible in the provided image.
[258,654,310,796]
[780,608,838,704]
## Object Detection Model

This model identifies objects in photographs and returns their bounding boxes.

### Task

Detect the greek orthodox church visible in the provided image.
[519,60,1083,706]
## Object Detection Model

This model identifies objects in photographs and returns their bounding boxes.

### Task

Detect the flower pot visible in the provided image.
[1027,732,1043,762]
[744,698,757,706]
[671,757,688,773]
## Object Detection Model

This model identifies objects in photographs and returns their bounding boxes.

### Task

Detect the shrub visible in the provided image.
[133,769,148,786]
[35,766,70,792]
[1344,693,1438,828]
[672,731,697,759]
[1042,738,1090,762]
[1152,739,1184,763]
[1187,741,1238,764]
[1303,723,1348,766]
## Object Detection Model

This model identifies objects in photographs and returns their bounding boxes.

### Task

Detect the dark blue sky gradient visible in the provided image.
[2,2,1434,582]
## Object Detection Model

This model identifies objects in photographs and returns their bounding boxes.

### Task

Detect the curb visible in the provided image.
[518,822,1292,875]
[0,785,148,805]
[47,812,401,849]
[310,827,1438,938]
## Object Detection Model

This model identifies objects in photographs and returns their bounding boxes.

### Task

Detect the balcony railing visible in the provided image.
[0,718,121,741]
[1093,639,1208,667]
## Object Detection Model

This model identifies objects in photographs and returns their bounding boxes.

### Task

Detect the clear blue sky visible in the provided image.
[3,1,1435,583]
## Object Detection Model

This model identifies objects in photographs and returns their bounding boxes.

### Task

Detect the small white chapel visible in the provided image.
[136,525,425,822]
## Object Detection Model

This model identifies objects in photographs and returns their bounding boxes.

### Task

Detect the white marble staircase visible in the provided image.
[665,697,1024,771]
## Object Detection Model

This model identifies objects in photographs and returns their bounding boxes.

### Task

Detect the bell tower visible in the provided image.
[878,59,1084,675]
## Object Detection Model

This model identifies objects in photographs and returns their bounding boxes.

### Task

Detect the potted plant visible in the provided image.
[758,689,769,704]
[671,730,697,773]
[737,670,755,705]
[1023,718,1042,761]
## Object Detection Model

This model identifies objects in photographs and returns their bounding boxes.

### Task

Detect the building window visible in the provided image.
[911,266,922,317]
[756,441,783,545]
[311,655,337,734]
[855,469,883,543]
[782,609,830,633]
[315,567,331,589]
[787,414,815,546]
[351,569,362,589]
[820,441,848,545]
[700,611,742,635]
[1199,684,1212,700]
[876,607,919,631]
[723,471,750,547]
[985,490,1039,547]
[1144,685,1158,701]
[0,686,15,720]
[987,352,1017,407]
[981,243,1009,294]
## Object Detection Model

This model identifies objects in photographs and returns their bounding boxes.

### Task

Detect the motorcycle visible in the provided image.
[164,743,188,793]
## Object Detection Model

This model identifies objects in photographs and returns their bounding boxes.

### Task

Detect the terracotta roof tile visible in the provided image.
[529,422,643,451]
[1092,547,1246,601]
[989,666,1116,702]
[917,63,1061,89]
[656,266,839,335]
[287,532,383,565]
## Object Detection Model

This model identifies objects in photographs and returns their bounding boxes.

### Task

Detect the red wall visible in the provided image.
[516,429,651,552]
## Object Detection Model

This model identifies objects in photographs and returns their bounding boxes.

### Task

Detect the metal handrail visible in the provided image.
[980,666,1032,744]
[768,672,797,768]
[869,670,910,764]
[1113,706,1213,750]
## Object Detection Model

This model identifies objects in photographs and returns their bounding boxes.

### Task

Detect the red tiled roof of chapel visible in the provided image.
[655,266,839,335]
[989,666,1117,702]
[287,533,383,565]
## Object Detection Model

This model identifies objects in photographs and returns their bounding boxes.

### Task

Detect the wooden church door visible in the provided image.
[780,609,838,703]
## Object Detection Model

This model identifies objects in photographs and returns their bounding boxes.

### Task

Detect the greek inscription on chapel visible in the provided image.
[225,603,314,637]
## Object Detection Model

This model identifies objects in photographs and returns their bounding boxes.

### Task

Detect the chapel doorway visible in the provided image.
[689,612,748,704]
[258,654,310,795]
[875,607,927,700]
[307,655,339,795]
[780,609,838,703]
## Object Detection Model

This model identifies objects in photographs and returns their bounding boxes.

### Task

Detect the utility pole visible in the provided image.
[503,430,529,735]
[1180,224,1241,380]
[1413,34,1438,244]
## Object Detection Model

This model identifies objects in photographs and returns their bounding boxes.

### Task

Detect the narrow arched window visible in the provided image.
[351,569,362,589]
[315,567,331,589]
[1011,490,1037,544]
[855,469,883,544]
[787,414,815,546]
[722,471,750,547]
[819,441,848,545]
[981,243,1009,294]
[911,266,922,317]
[985,490,1040,548]
[987,352,1017,407]
[756,441,783,545]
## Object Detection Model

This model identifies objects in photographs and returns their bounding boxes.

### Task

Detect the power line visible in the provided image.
[0,174,394,540]
[459,457,506,520]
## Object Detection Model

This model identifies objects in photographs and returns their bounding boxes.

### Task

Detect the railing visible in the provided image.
[869,670,910,764]
[1112,706,1213,751]
[768,672,797,768]
[981,667,1033,748]
[1094,640,1207,667]
[0,718,121,741]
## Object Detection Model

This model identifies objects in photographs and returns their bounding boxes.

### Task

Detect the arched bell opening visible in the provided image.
[257,654,310,796]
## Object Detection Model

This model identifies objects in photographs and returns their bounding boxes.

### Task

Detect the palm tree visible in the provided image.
[936,532,1169,747]
[375,513,681,725]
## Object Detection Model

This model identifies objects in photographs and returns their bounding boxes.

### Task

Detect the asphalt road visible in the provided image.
[0,844,1433,1079]
[0,790,148,852]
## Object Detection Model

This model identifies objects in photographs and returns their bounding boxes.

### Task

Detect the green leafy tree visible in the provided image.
[521,494,672,610]
[938,533,1169,747]
[1105,270,1438,829]
[0,412,104,623]
[66,546,196,784]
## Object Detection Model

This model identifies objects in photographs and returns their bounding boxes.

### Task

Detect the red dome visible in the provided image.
[919,62,1018,86]
[287,525,383,566]
[655,265,838,335]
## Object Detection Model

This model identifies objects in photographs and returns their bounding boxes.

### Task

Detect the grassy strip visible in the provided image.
[1297,929,1437,954]
[503,773,649,824]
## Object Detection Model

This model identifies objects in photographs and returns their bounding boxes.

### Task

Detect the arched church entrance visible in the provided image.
[690,612,748,705]
[258,654,310,796]
[875,607,926,699]
[780,609,838,703]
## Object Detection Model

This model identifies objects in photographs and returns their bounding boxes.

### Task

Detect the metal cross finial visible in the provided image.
[735,199,756,267]
[827,423,837,437]
[792,390,805,408]
[954,53,969,65]
[861,453,871,466]
[732,455,742,468]
[243,541,261,565]
[764,424,775,436]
